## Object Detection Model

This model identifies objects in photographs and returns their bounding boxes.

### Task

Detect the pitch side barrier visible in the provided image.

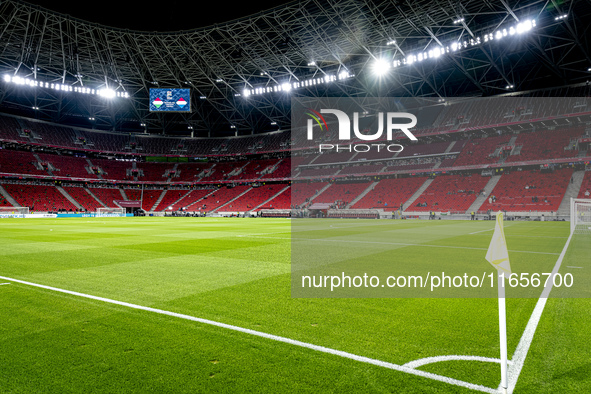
[293,209,569,221]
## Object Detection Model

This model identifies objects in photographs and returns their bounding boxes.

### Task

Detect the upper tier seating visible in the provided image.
[0,150,49,176]
[37,153,96,179]
[505,128,584,163]
[453,134,512,167]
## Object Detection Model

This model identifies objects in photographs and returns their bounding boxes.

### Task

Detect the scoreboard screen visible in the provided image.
[149,88,191,112]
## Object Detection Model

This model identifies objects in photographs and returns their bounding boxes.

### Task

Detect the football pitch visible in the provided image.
[0,217,589,393]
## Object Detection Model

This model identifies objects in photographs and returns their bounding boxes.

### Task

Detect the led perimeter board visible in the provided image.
[149,88,191,112]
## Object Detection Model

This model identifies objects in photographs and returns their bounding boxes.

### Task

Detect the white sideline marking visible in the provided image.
[403,355,513,369]
[470,228,495,235]
[245,235,559,256]
[0,275,498,394]
[501,232,574,394]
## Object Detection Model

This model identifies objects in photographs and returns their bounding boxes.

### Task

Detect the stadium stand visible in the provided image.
[89,187,125,208]
[256,185,291,211]
[152,189,189,212]
[0,101,589,216]
[578,171,591,199]
[204,185,251,212]
[453,134,513,167]
[352,177,428,211]
[410,174,490,212]
[2,183,78,212]
[479,168,574,212]
[223,184,288,212]
[504,127,584,163]
[62,186,103,211]
[0,149,50,176]
[312,181,373,208]
[37,153,97,179]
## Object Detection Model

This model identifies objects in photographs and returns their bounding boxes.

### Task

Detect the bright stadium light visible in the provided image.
[281,82,292,92]
[3,74,129,98]
[98,88,116,98]
[242,70,353,97]
[393,19,536,68]
[372,58,391,76]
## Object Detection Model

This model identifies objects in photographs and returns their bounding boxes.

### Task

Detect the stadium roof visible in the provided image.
[0,0,590,136]
[22,0,291,32]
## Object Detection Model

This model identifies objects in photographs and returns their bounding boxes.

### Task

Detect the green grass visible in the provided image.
[0,217,589,393]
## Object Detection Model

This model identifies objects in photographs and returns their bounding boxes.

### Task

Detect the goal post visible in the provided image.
[96,207,126,217]
[571,198,591,235]
[0,206,29,218]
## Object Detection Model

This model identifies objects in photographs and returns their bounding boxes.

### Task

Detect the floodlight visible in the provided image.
[98,88,116,98]
[372,58,391,76]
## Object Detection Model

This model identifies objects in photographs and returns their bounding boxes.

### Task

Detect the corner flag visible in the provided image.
[485,211,511,394]
[485,212,512,275]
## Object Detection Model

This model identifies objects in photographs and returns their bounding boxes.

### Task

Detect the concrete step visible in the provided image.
[185,189,218,211]
[56,186,84,210]
[402,178,434,211]
[85,158,103,179]
[150,189,168,212]
[557,170,586,215]
[444,140,457,153]
[307,183,333,206]
[250,185,291,212]
[347,181,379,208]
[155,189,191,211]
[85,188,107,208]
[465,175,502,213]
[0,184,20,207]
[212,187,253,212]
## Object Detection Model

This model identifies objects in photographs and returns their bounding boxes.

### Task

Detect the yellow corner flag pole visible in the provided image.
[485,212,511,394]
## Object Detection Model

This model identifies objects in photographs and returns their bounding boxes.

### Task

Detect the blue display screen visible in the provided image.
[149,88,191,112]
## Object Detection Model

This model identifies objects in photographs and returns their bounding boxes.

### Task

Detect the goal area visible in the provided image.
[96,207,126,217]
[0,207,29,218]
[571,198,591,235]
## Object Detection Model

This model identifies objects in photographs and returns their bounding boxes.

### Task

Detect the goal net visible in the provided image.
[571,198,591,235]
[0,206,29,218]
[96,207,126,217]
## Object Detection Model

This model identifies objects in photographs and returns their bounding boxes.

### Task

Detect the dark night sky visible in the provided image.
[22,0,294,32]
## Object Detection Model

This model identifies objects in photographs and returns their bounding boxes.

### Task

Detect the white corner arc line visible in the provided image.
[0,274,497,394]
[403,355,513,370]
[502,232,574,394]
[0,282,10,285]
